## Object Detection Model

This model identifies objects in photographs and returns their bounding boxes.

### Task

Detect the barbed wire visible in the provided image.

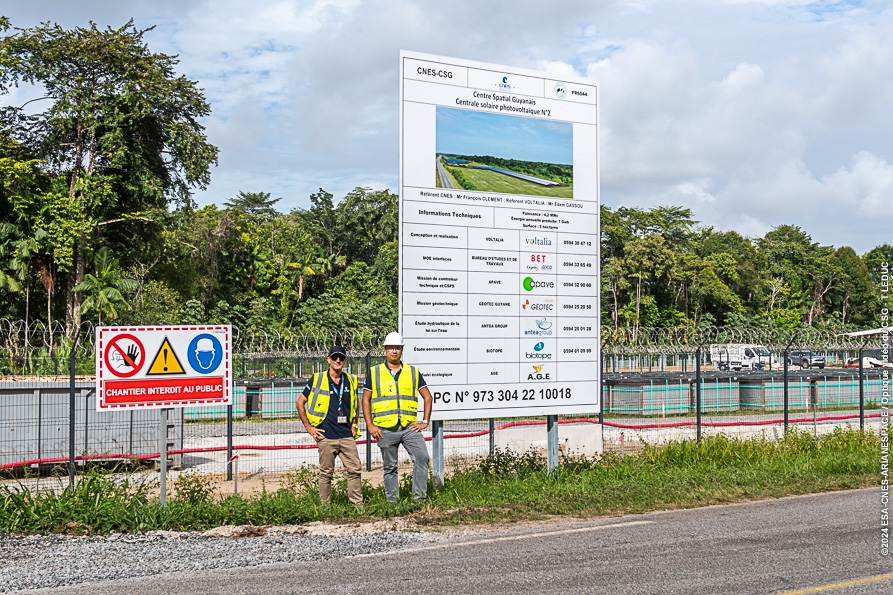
[0,319,885,359]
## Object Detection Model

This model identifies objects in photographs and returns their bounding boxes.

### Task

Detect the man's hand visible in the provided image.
[368,424,382,440]
[307,426,325,441]
[409,421,428,432]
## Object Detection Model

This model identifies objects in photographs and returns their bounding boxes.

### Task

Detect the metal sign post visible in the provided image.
[158,407,168,506]
[432,420,444,490]
[546,415,559,473]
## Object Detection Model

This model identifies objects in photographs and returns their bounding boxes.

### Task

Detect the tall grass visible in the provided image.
[0,428,881,535]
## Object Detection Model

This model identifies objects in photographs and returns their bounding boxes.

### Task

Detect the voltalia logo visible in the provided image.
[523,277,555,291]
[554,82,567,99]
[534,342,545,351]
[525,237,552,246]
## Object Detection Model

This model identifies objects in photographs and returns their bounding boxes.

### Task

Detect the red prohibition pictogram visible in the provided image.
[104,334,146,378]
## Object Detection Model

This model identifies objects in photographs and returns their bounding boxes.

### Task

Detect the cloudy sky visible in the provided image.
[2,1,891,253]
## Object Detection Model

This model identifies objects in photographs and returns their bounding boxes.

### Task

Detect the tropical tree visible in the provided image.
[74,247,138,325]
[0,19,218,336]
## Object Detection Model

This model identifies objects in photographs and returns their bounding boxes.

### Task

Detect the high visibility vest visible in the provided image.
[305,371,358,429]
[369,363,420,428]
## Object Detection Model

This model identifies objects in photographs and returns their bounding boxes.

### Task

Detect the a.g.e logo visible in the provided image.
[527,365,551,381]
[554,82,567,99]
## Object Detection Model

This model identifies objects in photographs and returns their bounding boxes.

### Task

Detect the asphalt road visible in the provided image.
[34,488,890,595]
[437,157,456,189]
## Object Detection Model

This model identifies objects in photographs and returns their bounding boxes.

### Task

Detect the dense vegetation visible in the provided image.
[0,19,889,336]
[441,154,573,185]
[0,428,879,534]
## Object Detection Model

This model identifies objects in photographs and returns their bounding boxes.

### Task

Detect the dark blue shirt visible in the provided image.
[302,373,353,439]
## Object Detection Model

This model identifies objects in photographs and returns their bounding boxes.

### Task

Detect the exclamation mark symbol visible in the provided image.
[163,348,168,372]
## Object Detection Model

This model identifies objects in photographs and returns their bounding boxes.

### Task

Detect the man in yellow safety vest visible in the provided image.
[297,345,362,506]
[362,332,433,502]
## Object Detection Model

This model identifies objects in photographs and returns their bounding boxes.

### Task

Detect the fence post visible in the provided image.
[432,420,444,490]
[365,351,372,472]
[695,348,702,442]
[488,418,495,456]
[858,339,868,432]
[226,403,234,481]
[69,350,76,488]
[783,348,789,434]
[159,408,168,506]
[547,415,559,473]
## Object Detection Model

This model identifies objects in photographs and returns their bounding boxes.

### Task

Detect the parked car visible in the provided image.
[786,349,825,369]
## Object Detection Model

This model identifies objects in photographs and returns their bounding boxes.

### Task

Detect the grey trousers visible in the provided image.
[377,425,429,502]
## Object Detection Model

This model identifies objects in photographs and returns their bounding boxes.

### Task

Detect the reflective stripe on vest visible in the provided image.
[305,372,357,427]
[369,363,419,427]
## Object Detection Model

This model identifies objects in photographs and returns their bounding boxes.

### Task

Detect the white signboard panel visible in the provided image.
[399,51,600,420]
[96,326,232,410]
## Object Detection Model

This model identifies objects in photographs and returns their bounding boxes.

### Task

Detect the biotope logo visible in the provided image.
[523,276,555,291]
[554,82,567,99]
[525,237,552,247]
[528,364,550,380]
[526,343,553,359]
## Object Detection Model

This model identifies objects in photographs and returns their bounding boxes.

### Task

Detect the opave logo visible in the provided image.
[523,277,555,291]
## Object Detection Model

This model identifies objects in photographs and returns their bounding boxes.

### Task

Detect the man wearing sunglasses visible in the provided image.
[363,332,434,502]
[297,345,363,506]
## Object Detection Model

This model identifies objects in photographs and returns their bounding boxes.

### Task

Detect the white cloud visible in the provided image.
[1,0,891,250]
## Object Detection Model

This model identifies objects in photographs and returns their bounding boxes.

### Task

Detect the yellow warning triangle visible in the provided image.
[146,337,186,375]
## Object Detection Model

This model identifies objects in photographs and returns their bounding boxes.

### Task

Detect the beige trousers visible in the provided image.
[317,436,363,505]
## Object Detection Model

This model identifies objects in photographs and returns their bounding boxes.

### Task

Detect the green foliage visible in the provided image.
[446,166,477,190]
[178,299,206,325]
[444,154,573,184]
[0,428,879,534]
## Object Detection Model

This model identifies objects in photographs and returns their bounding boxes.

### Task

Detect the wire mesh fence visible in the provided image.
[1,327,889,487]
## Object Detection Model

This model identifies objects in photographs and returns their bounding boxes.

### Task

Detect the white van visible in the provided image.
[709,344,777,371]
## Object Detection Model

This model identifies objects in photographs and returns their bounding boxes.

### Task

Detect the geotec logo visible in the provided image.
[523,277,555,291]
[522,299,553,311]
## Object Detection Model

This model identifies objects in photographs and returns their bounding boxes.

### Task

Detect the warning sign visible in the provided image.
[147,337,186,375]
[104,334,145,378]
[96,326,231,411]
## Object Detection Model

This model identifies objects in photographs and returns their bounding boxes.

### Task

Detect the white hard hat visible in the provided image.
[384,332,404,346]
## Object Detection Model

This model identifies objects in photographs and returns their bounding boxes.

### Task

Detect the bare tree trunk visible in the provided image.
[65,233,86,340]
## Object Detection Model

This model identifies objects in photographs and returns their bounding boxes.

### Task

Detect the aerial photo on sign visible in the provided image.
[435,107,573,198]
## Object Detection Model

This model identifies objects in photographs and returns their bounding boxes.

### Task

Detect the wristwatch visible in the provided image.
[420,419,429,424]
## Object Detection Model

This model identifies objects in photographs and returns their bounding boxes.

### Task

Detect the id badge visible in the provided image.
[337,415,348,424]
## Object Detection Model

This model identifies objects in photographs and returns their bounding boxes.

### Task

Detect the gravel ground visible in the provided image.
[0,529,431,593]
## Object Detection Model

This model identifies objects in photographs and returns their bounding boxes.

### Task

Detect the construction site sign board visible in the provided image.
[96,326,232,410]
[399,50,600,420]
